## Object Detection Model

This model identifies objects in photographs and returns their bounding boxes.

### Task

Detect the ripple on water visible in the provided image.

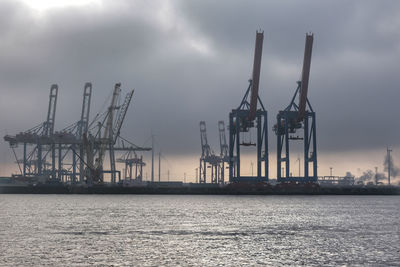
[0,195,399,266]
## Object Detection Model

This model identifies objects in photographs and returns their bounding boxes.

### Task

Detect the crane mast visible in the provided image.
[45,84,58,178]
[78,83,92,182]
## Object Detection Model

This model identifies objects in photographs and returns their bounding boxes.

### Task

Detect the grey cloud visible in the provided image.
[1,0,400,167]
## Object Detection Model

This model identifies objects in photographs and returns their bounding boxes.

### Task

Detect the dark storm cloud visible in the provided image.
[1,0,400,164]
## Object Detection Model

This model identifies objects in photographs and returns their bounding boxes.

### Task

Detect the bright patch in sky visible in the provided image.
[21,0,99,11]
[187,38,212,55]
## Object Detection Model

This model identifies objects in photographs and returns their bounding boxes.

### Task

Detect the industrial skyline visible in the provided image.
[1,0,400,183]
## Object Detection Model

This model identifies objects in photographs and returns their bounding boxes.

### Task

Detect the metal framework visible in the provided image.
[274,33,317,183]
[228,30,268,183]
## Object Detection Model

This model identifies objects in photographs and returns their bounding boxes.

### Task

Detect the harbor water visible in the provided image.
[0,195,399,266]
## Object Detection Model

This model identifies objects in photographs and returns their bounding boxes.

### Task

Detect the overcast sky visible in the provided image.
[1,0,400,180]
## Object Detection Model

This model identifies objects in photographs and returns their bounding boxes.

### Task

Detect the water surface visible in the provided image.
[0,195,399,266]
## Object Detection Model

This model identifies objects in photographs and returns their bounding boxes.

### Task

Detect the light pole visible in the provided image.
[158,152,161,182]
[387,147,392,185]
[151,135,154,182]
[296,157,300,177]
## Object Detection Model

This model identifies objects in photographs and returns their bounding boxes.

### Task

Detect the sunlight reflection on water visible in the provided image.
[0,195,399,266]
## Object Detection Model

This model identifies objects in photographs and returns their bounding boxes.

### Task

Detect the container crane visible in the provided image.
[83,83,137,184]
[5,82,149,186]
[54,83,92,183]
[228,31,268,183]
[4,84,59,179]
[108,88,134,183]
[199,121,220,183]
[274,33,317,183]
[116,150,145,182]
[92,83,121,183]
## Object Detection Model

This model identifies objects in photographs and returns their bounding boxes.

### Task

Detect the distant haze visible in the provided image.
[1,0,400,182]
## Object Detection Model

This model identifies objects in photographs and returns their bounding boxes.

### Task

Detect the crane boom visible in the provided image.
[78,82,92,137]
[44,84,58,136]
[297,33,314,121]
[218,121,228,158]
[113,89,134,144]
[248,31,264,121]
[200,121,211,158]
[95,83,121,171]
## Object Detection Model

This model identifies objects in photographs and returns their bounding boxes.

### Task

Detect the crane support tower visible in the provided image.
[274,33,317,183]
[218,121,230,184]
[228,30,268,183]
[78,83,92,182]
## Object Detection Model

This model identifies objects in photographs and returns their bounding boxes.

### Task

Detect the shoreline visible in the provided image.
[1,183,399,195]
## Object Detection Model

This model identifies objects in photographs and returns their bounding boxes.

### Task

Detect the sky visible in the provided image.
[0,0,400,183]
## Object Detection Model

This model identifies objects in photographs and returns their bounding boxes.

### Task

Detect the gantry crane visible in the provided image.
[228,31,268,183]
[83,83,142,184]
[274,33,317,183]
[5,82,150,185]
[116,150,145,182]
[199,121,221,183]
[94,83,121,183]
[54,83,92,183]
[4,84,59,179]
